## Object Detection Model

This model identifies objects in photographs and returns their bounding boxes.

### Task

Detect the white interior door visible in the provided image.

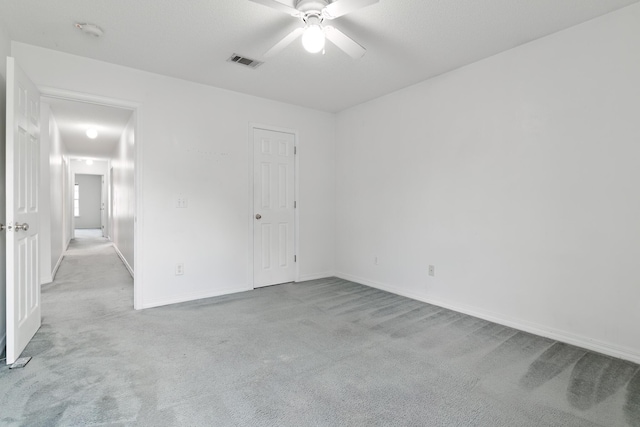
[253,128,295,288]
[5,57,41,365]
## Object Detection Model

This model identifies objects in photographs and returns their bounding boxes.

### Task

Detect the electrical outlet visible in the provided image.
[428,265,435,277]
[175,263,184,275]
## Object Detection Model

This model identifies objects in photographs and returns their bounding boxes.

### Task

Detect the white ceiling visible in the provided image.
[45,97,133,159]
[2,0,639,112]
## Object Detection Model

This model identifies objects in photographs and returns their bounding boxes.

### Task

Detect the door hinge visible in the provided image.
[294,146,297,155]
[294,255,297,262]
[294,201,297,208]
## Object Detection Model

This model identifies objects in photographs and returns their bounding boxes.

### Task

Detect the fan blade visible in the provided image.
[324,26,366,59]
[323,0,379,19]
[249,0,302,17]
[264,27,304,57]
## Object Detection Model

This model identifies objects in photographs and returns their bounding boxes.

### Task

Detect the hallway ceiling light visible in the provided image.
[86,159,94,165]
[86,128,98,139]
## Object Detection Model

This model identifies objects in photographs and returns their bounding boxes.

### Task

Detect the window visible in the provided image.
[74,183,80,217]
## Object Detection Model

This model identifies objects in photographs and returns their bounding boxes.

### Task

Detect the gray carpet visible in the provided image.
[1,236,639,426]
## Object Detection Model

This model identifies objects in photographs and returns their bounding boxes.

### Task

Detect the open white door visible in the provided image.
[253,128,295,288]
[5,57,41,365]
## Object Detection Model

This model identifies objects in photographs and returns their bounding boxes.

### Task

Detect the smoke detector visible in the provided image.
[75,23,104,37]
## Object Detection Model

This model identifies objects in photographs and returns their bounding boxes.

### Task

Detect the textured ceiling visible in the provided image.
[45,97,133,159]
[2,0,639,112]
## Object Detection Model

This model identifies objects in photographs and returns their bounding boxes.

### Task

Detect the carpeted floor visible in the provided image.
[1,235,639,426]
[74,229,104,239]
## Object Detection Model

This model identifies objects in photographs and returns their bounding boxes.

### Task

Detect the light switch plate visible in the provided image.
[176,196,188,208]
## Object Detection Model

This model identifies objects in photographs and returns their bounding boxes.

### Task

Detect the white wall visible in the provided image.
[74,174,102,229]
[13,42,336,309]
[335,4,640,363]
[71,159,108,175]
[47,112,68,280]
[0,20,11,353]
[110,114,135,272]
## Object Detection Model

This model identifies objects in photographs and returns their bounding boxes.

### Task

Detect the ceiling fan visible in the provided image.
[250,0,379,59]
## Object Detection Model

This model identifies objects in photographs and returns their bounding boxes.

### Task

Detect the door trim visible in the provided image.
[38,87,144,310]
[71,172,76,239]
[248,123,299,289]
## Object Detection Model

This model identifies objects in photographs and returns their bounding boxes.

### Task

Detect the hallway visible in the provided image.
[45,231,133,324]
[1,233,136,424]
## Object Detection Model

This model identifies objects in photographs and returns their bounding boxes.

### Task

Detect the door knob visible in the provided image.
[255,214,262,220]
[14,223,29,231]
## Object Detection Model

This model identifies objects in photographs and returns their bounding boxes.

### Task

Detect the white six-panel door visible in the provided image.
[253,128,295,288]
[6,57,41,365]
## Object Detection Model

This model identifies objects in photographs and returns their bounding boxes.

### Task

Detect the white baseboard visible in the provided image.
[142,272,337,310]
[335,272,640,365]
[142,286,254,310]
[297,271,335,282]
[42,253,66,285]
[113,245,134,278]
[0,333,5,356]
[51,254,65,282]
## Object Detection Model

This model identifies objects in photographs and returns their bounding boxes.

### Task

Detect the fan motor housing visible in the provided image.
[296,0,329,14]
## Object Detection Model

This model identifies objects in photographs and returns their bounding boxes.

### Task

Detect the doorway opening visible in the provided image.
[73,173,105,238]
[39,89,140,306]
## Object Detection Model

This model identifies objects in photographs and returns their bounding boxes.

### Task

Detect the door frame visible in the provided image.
[248,123,300,289]
[38,86,144,309]
[108,167,114,240]
[101,173,107,238]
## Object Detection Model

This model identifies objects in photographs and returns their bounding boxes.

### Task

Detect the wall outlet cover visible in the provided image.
[175,263,184,275]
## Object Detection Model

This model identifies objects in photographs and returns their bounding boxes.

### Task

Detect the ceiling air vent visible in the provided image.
[227,54,263,69]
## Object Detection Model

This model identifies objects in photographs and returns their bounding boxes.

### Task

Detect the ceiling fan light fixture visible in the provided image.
[251,0,375,58]
[302,23,325,53]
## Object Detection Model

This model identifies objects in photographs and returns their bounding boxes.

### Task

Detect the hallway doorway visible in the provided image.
[39,90,139,307]
[73,174,105,238]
